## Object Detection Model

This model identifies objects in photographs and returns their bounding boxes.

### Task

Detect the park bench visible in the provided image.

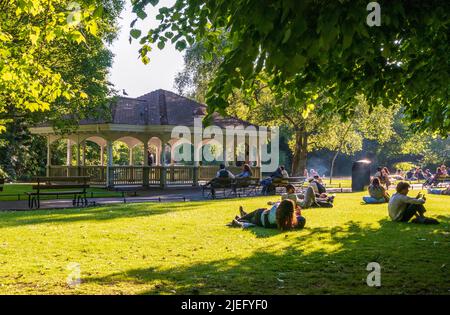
[202,177,234,199]
[202,177,261,199]
[26,176,90,209]
[232,177,260,197]
[0,178,4,192]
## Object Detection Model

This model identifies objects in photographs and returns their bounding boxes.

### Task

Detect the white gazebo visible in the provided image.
[30,89,268,188]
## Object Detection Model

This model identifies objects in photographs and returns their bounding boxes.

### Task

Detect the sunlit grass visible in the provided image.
[0,191,448,295]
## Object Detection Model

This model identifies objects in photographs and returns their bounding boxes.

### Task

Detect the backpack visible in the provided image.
[218,169,229,178]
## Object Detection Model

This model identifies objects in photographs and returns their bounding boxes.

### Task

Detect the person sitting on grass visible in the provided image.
[276,184,334,209]
[363,177,390,204]
[405,168,417,181]
[227,199,306,230]
[388,182,439,224]
[309,176,327,198]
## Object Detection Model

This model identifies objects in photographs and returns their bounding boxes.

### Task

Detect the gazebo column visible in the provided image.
[143,141,149,187]
[106,140,114,188]
[81,141,86,176]
[128,146,133,166]
[66,139,72,176]
[46,136,51,177]
[100,145,104,166]
[256,136,262,179]
[159,143,167,188]
[76,141,81,176]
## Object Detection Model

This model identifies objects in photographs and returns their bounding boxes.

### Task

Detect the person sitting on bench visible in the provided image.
[260,165,284,195]
[235,164,252,178]
[204,164,235,198]
[363,177,390,203]
[388,182,439,224]
[227,199,306,230]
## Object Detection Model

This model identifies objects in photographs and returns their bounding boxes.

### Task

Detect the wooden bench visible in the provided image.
[233,177,260,197]
[202,177,234,199]
[26,176,90,209]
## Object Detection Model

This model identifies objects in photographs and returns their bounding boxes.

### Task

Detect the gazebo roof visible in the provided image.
[78,89,253,128]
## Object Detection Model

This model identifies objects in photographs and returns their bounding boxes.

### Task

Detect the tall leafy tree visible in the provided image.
[132,0,449,135]
[0,0,123,131]
[0,0,124,178]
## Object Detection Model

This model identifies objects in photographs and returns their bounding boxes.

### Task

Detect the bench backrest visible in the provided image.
[32,177,90,190]
[210,177,234,188]
[234,177,259,188]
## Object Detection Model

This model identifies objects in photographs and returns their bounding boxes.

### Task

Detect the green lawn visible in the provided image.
[0,191,448,295]
[0,184,122,201]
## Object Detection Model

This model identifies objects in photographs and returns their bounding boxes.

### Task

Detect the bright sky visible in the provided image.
[108,0,184,98]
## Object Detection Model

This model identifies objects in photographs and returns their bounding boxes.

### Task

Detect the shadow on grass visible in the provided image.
[83,217,450,295]
[0,201,215,229]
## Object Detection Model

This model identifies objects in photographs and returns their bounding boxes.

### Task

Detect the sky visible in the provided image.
[108,0,184,98]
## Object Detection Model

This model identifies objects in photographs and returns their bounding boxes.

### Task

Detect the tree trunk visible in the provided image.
[291,127,308,176]
[329,151,339,184]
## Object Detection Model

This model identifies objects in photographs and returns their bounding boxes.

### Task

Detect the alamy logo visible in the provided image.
[170,118,280,172]
[66,2,82,26]
[366,2,381,27]
[366,262,381,287]
[66,262,81,288]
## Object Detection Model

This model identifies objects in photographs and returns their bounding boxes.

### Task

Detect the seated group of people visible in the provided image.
[424,164,449,186]
[363,177,440,224]
[374,167,392,189]
[205,163,254,197]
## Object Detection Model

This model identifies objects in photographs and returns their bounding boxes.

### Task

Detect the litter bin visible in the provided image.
[352,160,371,192]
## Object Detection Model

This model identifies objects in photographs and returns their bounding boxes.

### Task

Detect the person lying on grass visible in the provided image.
[388,182,439,224]
[274,184,334,209]
[428,185,450,196]
[226,199,306,230]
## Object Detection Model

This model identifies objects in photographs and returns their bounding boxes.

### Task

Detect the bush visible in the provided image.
[393,162,417,171]
[0,167,8,180]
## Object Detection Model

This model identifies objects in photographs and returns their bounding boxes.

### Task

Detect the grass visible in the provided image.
[0,184,122,201]
[0,191,448,295]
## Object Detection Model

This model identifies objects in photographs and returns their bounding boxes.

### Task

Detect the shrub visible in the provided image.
[0,167,8,180]
[393,162,417,171]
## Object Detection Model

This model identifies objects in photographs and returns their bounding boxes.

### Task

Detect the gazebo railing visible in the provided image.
[47,165,261,187]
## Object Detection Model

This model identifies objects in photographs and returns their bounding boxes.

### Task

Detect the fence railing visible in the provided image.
[47,165,261,186]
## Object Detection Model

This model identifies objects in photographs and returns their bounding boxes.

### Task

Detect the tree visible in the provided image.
[132,0,450,135]
[309,97,396,183]
[0,0,123,131]
[0,0,124,179]
[176,40,397,176]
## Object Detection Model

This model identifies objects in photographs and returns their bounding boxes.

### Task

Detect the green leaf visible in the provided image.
[157,41,165,49]
[130,29,142,39]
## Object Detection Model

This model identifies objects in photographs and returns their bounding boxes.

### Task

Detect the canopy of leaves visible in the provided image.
[0,0,124,132]
[132,0,449,135]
